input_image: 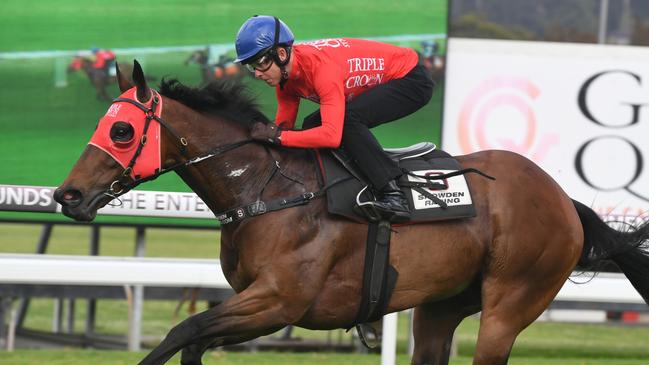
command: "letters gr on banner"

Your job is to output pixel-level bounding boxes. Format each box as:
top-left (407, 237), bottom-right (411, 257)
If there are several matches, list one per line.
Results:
top-left (442, 38), bottom-right (649, 217)
top-left (575, 70), bottom-right (647, 203)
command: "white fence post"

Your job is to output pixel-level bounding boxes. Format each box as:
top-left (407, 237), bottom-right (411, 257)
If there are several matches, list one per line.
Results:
top-left (381, 312), bottom-right (398, 365)
top-left (54, 57), bottom-right (67, 88)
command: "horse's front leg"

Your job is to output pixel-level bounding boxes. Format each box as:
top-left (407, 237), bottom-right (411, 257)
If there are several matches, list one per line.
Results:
top-left (179, 341), bottom-right (213, 365)
top-left (138, 280), bottom-right (307, 365)
top-left (98, 86), bottom-right (110, 101)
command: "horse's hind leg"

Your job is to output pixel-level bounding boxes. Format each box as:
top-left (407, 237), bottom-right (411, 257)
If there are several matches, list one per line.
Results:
top-left (411, 280), bottom-right (481, 365)
top-left (472, 268), bottom-right (572, 364)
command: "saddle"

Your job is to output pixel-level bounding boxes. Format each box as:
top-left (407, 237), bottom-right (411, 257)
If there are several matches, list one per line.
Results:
top-left (317, 142), bottom-right (478, 224)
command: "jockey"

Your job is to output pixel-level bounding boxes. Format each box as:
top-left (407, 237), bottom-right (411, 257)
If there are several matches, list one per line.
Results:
top-left (421, 40), bottom-right (439, 58)
top-left (234, 15), bottom-right (434, 222)
top-left (91, 47), bottom-right (116, 75)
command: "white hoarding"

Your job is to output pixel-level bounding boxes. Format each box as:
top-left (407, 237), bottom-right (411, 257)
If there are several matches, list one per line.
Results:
top-left (442, 38), bottom-right (649, 219)
top-left (0, 184), bottom-right (214, 219)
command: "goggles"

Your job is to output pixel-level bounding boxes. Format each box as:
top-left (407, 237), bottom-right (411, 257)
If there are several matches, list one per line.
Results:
top-left (245, 52), bottom-right (274, 73)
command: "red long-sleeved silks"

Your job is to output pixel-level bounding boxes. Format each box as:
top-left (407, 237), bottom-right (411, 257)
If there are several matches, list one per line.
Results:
top-left (93, 50), bottom-right (115, 69)
top-left (275, 38), bottom-right (419, 148)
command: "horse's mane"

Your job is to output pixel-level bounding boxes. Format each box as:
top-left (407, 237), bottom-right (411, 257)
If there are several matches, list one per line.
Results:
top-left (159, 78), bottom-right (270, 127)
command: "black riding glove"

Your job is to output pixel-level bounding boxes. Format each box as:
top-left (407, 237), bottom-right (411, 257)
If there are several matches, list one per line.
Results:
top-left (250, 122), bottom-right (282, 145)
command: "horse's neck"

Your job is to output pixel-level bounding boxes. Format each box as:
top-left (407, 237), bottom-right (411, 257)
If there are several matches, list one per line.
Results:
top-left (81, 62), bottom-right (96, 76)
top-left (177, 144), bottom-right (313, 216)
top-left (199, 53), bottom-right (208, 65)
top-left (161, 100), bottom-right (317, 222)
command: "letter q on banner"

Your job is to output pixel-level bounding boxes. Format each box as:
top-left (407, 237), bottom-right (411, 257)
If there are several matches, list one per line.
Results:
top-left (456, 76), bottom-right (559, 164)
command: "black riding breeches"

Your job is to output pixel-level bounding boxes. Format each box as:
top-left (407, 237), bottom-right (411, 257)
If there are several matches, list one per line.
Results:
top-left (302, 64), bottom-right (434, 190)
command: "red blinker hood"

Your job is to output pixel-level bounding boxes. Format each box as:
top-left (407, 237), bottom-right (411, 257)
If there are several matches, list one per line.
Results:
top-left (88, 88), bottom-right (162, 179)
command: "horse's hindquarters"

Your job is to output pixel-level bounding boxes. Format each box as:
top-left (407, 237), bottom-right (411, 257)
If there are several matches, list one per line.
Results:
top-left (454, 150), bottom-right (584, 364)
top-left (388, 222), bottom-right (486, 310)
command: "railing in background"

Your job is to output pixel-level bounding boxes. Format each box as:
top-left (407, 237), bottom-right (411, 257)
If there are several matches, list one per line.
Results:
top-left (0, 254), bottom-right (232, 351)
top-left (0, 34), bottom-right (447, 60)
top-left (0, 184), bottom-right (220, 351)
top-left (0, 34), bottom-right (447, 88)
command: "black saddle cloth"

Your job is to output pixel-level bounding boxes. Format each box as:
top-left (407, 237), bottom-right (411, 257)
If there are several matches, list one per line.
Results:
top-left (317, 142), bottom-right (477, 223)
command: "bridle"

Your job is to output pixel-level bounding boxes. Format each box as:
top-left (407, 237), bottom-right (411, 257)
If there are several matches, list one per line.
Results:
top-left (104, 90), bottom-right (254, 199)
top-left (102, 90), bottom-right (329, 226)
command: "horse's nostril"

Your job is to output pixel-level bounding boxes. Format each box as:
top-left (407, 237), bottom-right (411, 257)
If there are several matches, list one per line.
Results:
top-left (54, 188), bottom-right (83, 207)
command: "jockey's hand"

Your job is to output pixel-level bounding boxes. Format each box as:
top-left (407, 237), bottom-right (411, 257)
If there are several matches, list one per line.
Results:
top-left (277, 121), bottom-right (291, 130)
top-left (250, 122), bottom-right (282, 145)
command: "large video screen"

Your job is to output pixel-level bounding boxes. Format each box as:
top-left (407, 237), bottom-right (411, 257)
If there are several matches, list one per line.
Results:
top-left (0, 1), bottom-right (448, 224)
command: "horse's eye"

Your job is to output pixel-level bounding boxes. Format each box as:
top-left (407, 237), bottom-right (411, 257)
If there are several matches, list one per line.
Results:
top-left (110, 121), bottom-right (135, 144)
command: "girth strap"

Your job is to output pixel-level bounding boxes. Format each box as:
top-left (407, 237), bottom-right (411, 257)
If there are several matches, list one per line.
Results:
top-left (215, 192), bottom-right (320, 225)
top-left (215, 176), bottom-right (351, 225)
top-left (353, 220), bottom-right (399, 326)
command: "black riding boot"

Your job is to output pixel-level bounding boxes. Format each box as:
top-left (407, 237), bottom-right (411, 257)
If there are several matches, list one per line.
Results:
top-left (373, 180), bottom-right (411, 223)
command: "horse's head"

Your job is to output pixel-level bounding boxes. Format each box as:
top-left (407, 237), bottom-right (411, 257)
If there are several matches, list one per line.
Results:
top-left (54, 60), bottom-right (185, 221)
top-left (184, 49), bottom-right (208, 66)
top-left (56, 60), bottom-right (271, 221)
top-left (67, 55), bottom-right (89, 73)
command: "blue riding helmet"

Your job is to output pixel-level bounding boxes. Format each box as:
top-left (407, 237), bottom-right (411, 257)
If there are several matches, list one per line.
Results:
top-left (234, 15), bottom-right (294, 63)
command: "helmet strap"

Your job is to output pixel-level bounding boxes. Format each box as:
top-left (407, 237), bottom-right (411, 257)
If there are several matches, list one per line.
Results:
top-left (271, 16), bottom-right (291, 90)
top-left (271, 16), bottom-right (292, 68)
top-left (273, 49), bottom-right (292, 91)
top-left (279, 66), bottom-right (289, 90)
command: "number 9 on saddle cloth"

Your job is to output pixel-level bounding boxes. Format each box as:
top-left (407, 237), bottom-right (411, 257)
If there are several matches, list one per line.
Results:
top-left (318, 142), bottom-right (480, 223)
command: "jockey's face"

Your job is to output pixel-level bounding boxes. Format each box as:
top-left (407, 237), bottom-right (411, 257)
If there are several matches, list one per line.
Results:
top-left (252, 48), bottom-right (290, 87)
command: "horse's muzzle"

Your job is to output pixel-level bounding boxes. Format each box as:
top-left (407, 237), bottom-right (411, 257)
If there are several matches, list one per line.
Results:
top-left (54, 187), bottom-right (83, 208)
top-left (54, 187), bottom-right (99, 222)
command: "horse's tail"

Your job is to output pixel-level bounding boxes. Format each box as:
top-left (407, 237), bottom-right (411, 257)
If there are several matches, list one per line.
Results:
top-left (572, 199), bottom-right (649, 304)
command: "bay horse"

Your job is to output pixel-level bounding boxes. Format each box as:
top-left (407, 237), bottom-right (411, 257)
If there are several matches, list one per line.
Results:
top-left (54, 61), bottom-right (649, 365)
top-left (68, 56), bottom-right (155, 102)
top-left (68, 55), bottom-right (119, 101)
top-left (184, 49), bottom-right (243, 85)
top-left (417, 41), bottom-right (445, 84)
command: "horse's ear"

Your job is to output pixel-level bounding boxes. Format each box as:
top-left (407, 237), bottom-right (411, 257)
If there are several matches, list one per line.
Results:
top-left (116, 62), bottom-right (133, 93)
top-left (132, 60), bottom-right (151, 102)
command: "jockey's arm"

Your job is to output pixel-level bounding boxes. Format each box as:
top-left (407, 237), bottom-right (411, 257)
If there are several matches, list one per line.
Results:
top-left (279, 76), bottom-right (345, 149)
top-left (275, 88), bottom-right (300, 130)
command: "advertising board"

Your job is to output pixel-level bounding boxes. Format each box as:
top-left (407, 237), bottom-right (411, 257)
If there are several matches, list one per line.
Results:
top-left (443, 38), bottom-right (649, 219)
